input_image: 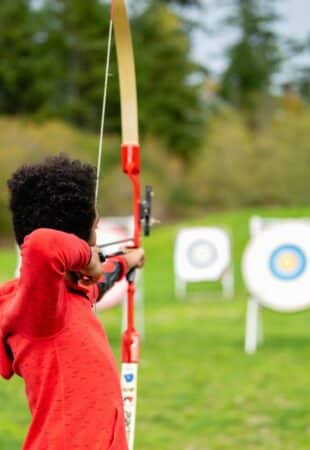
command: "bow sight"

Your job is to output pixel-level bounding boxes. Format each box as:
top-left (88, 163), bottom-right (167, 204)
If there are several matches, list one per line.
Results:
top-left (141, 185), bottom-right (153, 236)
top-left (98, 184), bottom-right (154, 255)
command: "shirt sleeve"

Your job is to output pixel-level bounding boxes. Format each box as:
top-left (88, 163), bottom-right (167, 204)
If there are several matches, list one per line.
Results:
top-left (0, 331), bottom-right (13, 379)
top-left (16, 228), bottom-right (91, 338)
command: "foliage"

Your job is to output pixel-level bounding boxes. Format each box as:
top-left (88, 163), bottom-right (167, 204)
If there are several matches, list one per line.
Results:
top-left (0, 118), bottom-right (97, 235)
top-left (0, 0), bottom-right (205, 161)
top-left (187, 106), bottom-right (310, 211)
top-left (284, 34), bottom-right (310, 103)
top-left (1, 205), bottom-right (310, 449)
top-left (36, 0), bottom-right (111, 127)
top-left (160, 0), bottom-right (203, 6)
top-left (0, 105), bottom-right (310, 237)
top-left (133, 2), bottom-right (206, 160)
top-left (219, 0), bottom-right (282, 127)
top-left (0, 0), bottom-right (42, 114)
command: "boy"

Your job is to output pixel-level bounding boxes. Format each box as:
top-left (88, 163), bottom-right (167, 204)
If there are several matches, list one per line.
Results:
top-left (0, 154), bottom-right (144, 449)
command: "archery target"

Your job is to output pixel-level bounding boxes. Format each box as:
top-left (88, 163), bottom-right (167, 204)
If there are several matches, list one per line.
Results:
top-left (96, 218), bottom-right (132, 253)
top-left (174, 227), bottom-right (231, 281)
top-left (242, 221), bottom-right (310, 312)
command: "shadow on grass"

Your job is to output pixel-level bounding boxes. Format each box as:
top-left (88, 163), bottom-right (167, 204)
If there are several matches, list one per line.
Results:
top-left (258, 335), bottom-right (310, 351)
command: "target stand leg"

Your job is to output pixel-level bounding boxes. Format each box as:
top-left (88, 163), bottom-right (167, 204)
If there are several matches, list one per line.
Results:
top-left (222, 266), bottom-right (234, 300)
top-left (245, 298), bottom-right (263, 354)
top-left (257, 304), bottom-right (264, 345)
top-left (175, 276), bottom-right (187, 300)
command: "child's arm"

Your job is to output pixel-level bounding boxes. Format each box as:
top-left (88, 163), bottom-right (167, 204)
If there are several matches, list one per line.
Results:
top-left (80, 248), bottom-right (144, 288)
top-left (96, 256), bottom-right (127, 301)
top-left (17, 228), bottom-right (92, 337)
top-left (91, 249), bottom-right (145, 304)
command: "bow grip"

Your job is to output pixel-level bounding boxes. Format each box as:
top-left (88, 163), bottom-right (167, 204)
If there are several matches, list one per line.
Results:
top-left (126, 267), bottom-right (136, 283)
top-left (99, 250), bottom-right (137, 283)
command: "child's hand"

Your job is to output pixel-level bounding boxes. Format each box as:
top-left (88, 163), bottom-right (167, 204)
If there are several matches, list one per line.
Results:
top-left (123, 248), bottom-right (145, 271)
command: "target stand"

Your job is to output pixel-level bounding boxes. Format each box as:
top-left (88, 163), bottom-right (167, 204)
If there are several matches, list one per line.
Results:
top-left (174, 227), bottom-right (234, 300)
top-left (242, 216), bottom-right (310, 354)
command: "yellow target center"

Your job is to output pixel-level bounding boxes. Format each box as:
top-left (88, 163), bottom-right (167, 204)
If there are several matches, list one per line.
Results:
top-left (278, 252), bottom-right (298, 271)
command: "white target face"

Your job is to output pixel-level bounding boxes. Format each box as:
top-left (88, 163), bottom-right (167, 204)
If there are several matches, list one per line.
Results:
top-left (96, 218), bottom-right (132, 253)
top-left (242, 221), bottom-right (310, 312)
top-left (174, 227), bottom-right (231, 282)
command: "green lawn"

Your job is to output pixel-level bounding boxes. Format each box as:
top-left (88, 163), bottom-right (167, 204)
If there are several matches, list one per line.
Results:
top-left (1, 206), bottom-right (310, 449)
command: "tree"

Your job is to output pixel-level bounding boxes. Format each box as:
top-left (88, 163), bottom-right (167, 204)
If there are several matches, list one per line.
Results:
top-left (283, 34), bottom-right (310, 103)
top-left (219, 0), bottom-right (282, 127)
top-left (37, 0), bottom-right (111, 128)
top-left (41, 0), bottom-right (206, 160)
top-left (132, 1), bottom-right (206, 160)
top-left (0, 0), bottom-right (44, 114)
top-left (0, 0), bottom-right (206, 161)
top-left (159, 0), bottom-right (203, 6)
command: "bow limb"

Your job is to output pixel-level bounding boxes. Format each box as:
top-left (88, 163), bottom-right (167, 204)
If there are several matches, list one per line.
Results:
top-left (112, 0), bottom-right (141, 248)
top-left (111, 2), bottom-right (141, 449)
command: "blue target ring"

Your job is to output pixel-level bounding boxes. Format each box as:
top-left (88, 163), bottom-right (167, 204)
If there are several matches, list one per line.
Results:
top-left (269, 244), bottom-right (306, 281)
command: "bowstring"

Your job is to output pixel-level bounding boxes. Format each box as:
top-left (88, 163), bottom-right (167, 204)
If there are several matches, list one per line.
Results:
top-left (94, 18), bottom-right (113, 314)
top-left (95, 19), bottom-right (114, 204)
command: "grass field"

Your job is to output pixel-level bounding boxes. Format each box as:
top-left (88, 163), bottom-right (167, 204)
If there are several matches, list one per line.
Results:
top-left (1, 206), bottom-right (310, 449)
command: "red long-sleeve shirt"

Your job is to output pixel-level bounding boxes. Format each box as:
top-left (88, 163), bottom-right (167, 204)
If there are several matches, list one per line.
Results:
top-left (0, 228), bottom-right (129, 450)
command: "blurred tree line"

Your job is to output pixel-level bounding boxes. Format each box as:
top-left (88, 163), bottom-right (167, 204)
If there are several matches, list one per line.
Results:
top-left (0, 0), bottom-right (205, 160)
top-left (0, 0), bottom-right (310, 237)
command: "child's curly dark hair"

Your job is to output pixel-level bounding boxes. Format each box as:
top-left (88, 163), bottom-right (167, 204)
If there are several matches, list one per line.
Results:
top-left (7, 154), bottom-right (97, 245)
